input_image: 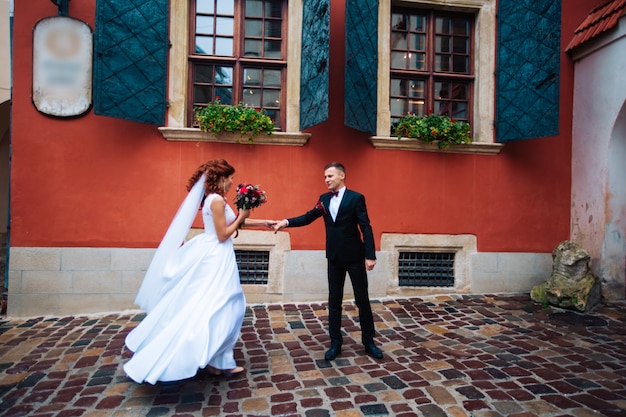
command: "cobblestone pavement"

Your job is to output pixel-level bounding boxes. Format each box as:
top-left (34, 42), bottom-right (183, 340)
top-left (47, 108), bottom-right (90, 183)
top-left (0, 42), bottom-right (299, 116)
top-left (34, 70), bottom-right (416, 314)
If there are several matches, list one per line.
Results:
top-left (0, 294), bottom-right (625, 417)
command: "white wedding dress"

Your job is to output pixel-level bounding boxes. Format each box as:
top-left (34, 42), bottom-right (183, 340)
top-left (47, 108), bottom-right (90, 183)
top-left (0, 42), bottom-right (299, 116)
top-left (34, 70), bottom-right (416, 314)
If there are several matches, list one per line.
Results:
top-left (124, 193), bottom-right (246, 384)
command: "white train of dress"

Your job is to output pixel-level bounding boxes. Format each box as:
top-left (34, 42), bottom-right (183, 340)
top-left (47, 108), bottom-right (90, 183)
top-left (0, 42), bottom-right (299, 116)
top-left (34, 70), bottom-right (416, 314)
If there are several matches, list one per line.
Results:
top-left (124, 193), bottom-right (246, 384)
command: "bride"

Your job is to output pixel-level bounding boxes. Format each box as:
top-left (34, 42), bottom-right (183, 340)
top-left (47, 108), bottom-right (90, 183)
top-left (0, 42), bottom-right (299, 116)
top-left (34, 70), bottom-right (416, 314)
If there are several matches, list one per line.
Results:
top-left (124, 159), bottom-right (269, 384)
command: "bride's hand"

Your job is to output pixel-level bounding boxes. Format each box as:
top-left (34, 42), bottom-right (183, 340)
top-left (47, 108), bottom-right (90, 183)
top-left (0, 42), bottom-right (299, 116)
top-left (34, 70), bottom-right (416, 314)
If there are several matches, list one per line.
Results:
top-left (239, 209), bottom-right (251, 221)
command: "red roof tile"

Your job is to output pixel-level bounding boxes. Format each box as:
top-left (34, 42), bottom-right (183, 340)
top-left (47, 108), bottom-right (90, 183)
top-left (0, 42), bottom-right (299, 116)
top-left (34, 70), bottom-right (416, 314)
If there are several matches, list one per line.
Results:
top-left (566, 0), bottom-right (626, 52)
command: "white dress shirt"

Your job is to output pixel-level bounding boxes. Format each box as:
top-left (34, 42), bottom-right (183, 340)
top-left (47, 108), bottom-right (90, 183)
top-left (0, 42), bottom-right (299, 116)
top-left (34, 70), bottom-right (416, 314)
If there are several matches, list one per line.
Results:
top-left (329, 186), bottom-right (346, 221)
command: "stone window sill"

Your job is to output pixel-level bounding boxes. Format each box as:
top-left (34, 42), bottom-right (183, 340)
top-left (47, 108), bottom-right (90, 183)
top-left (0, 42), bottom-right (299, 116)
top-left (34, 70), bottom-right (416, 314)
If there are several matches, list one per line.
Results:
top-left (369, 136), bottom-right (504, 155)
top-left (158, 127), bottom-right (311, 146)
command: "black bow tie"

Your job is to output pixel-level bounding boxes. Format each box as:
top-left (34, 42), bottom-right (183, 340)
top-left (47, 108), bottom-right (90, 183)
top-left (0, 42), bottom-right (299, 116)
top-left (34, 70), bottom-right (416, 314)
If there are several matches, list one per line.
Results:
top-left (330, 191), bottom-right (339, 197)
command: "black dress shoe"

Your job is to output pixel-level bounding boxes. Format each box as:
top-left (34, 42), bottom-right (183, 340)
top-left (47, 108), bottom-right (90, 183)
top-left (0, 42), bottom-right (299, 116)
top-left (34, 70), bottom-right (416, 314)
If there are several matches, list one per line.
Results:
top-left (325, 345), bottom-right (342, 361)
top-left (364, 343), bottom-right (383, 359)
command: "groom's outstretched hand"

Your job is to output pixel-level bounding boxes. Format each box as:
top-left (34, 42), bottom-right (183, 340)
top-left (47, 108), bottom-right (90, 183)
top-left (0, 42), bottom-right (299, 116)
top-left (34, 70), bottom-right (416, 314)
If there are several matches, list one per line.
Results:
top-left (271, 219), bottom-right (288, 233)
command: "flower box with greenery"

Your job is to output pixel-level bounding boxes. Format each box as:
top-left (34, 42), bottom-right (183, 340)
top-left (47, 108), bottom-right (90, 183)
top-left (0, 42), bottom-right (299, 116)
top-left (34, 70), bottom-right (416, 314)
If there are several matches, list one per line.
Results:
top-left (194, 99), bottom-right (275, 142)
top-left (393, 112), bottom-right (472, 149)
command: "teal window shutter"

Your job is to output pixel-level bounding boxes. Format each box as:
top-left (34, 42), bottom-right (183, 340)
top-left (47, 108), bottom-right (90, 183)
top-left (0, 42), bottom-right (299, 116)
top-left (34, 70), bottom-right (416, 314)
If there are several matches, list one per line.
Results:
top-left (344, 0), bottom-right (378, 135)
top-left (300, 0), bottom-right (330, 130)
top-left (496, 0), bottom-right (561, 142)
top-left (93, 0), bottom-right (169, 125)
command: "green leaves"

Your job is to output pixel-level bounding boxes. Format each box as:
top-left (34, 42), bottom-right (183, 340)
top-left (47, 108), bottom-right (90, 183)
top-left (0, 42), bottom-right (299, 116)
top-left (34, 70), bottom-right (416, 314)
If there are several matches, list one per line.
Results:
top-left (194, 100), bottom-right (275, 141)
top-left (393, 114), bottom-right (472, 149)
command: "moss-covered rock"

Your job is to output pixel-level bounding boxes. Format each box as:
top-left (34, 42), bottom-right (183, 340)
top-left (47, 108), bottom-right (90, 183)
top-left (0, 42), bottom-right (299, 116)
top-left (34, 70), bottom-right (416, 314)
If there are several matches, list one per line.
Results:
top-left (530, 241), bottom-right (601, 312)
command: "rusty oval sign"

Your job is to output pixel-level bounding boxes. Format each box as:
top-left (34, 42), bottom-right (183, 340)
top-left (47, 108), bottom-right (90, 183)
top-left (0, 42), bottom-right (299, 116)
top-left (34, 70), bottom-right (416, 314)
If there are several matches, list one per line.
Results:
top-left (32, 16), bottom-right (93, 117)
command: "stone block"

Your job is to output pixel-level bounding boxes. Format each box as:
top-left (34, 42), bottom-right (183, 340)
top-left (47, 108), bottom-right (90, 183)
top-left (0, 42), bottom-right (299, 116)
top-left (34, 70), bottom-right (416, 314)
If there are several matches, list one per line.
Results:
top-left (111, 248), bottom-right (154, 270)
top-left (72, 271), bottom-right (123, 293)
top-left (9, 247), bottom-right (61, 271)
top-left (61, 248), bottom-right (111, 271)
top-left (21, 271), bottom-right (73, 293)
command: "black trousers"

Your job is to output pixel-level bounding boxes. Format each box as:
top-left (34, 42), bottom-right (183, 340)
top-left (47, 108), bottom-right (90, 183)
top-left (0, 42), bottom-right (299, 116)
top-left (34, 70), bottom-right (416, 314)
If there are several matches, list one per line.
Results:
top-left (327, 259), bottom-right (375, 346)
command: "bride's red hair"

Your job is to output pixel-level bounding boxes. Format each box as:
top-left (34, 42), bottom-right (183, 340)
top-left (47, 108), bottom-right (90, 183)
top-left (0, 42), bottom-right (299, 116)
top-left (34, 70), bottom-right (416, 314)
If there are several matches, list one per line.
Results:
top-left (186, 159), bottom-right (236, 199)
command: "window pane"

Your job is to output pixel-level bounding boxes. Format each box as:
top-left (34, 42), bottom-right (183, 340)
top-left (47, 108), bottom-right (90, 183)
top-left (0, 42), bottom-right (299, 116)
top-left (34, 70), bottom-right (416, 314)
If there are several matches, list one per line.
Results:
top-left (246, 0), bottom-right (263, 17)
top-left (409, 80), bottom-right (425, 98)
top-left (433, 100), bottom-right (444, 115)
top-left (390, 79), bottom-right (403, 96)
top-left (245, 19), bottom-right (262, 37)
top-left (451, 102), bottom-right (467, 119)
top-left (266, 0), bottom-right (282, 18)
top-left (264, 69), bottom-right (281, 86)
top-left (243, 89), bottom-right (261, 107)
top-left (244, 39), bottom-right (262, 56)
top-left (453, 37), bottom-right (468, 54)
top-left (391, 32), bottom-right (408, 52)
top-left (436, 17), bottom-right (449, 34)
top-left (265, 20), bottom-right (282, 38)
top-left (392, 13), bottom-right (406, 30)
top-left (390, 98), bottom-right (407, 116)
top-left (436, 36), bottom-right (450, 53)
top-left (215, 37), bottom-right (233, 55)
top-left (215, 17), bottom-right (234, 35)
top-left (194, 85), bottom-right (212, 104)
top-left (216, 0), bottom-right (234, 15)
top-left (453, 55), bottom-right (468, 73)
top-left (410, 34), bottom-right (425, 51)
top-left (215, 87), bottom-right (232, 104)
top-left (410, 53), bottom-right (425, 70)
top-left (263, 89), bottom-right (280, 107)
top-left (266, 109), bottom-right (280, 129)
top-left (391, 51), bottom-right (407, 69)
top-left (453, 83), bottom-right (468, 100)
top-left (435, 55), bottom-right (449, 72)
top-left (435, 82), bottom-right (449, 99)
top-left (196, 0), bottom-right (214, 14)
top-left (409, 100), bottom-right (425, 116)
top-left (264, 40), bottom-right (281, 58)
top-left (410, 15), bottom-right (426, 31)
top-left (196, 16), bottom-right (214, 34)
top-left (195, 35), bottom-right (213, 54)
top-left (195, 65), bottom-right (213, 83)
top-left (452, 18), bottom-right (469, 35)
top-left (435, 100), bottom-right (466, 118)
top-left (215, 66), bottom-right (233, 85)
top-left (244, 68), bottom-right (262, 86)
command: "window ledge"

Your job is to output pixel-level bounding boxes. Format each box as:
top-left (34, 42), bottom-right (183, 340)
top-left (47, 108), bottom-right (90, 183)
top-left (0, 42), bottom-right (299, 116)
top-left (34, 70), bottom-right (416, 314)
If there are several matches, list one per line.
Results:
top-left (369, 136), bottom-right (504, 155)
top-left (158, 127), bottom-right (311, 146)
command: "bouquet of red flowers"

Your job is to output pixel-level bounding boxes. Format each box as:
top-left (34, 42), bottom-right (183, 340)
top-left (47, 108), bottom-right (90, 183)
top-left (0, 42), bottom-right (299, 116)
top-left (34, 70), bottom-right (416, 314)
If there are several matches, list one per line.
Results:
top-left (235, 183), bottom-right (267, 210)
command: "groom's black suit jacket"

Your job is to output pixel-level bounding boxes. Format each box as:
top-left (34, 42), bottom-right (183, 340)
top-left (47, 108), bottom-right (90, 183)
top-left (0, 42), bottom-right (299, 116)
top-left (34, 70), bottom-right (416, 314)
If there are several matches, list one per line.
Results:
top-left (287, 189), bottom-right (376, 263)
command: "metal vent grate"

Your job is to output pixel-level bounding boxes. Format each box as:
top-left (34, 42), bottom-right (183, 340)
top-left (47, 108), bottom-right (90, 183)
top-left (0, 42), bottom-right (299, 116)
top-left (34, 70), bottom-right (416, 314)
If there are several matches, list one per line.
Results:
top-left (235, 250), bottom-right (269, 285)
top-left (398, 251), bottom-right (455, 287)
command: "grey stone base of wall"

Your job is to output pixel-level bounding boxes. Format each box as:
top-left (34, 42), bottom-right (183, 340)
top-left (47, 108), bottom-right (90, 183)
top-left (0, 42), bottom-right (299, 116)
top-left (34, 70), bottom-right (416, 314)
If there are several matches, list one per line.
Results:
top-left (6, 231), bottom-right (554, 317)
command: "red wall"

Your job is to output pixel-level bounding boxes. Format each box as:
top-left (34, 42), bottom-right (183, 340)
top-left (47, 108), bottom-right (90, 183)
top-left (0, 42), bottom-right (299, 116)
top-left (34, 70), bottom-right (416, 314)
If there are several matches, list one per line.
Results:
top-left (10, 0), bottom-right (597, 253)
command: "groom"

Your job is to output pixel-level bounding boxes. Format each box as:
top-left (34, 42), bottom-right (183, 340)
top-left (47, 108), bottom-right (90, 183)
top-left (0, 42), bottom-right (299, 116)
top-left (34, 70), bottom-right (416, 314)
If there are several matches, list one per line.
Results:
top-left (272, 162), bottom-right (382, 360)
